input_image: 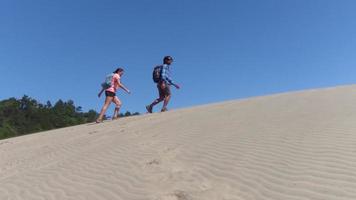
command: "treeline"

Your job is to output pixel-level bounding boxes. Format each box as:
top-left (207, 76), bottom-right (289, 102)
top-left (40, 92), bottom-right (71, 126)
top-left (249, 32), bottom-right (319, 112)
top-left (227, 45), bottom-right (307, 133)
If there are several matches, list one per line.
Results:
top-left (0, 95), bottom-right (139, 140)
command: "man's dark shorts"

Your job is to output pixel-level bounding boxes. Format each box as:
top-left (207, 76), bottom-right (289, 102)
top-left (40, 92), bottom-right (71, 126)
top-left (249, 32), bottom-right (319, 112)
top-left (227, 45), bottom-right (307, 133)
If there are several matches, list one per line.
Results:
top-left (157, 82), bottom-right (171, 98)
top-left (105, 91), bottom-right (116, 97)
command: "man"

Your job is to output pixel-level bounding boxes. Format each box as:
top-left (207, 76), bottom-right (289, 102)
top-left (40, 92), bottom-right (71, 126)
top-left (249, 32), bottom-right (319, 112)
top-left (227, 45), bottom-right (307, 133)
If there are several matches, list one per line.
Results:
top-left (146, 56), bottom-right (180, 113)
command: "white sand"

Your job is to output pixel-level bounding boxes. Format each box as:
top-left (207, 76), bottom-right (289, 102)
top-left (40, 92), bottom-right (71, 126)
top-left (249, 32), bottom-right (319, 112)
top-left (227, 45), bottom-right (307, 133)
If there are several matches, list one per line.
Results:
top-left (1, 85), bottom-right (356, 200)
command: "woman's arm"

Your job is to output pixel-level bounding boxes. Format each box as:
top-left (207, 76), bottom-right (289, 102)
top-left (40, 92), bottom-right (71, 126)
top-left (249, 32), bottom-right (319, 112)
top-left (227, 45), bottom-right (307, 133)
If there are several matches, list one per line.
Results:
top-left (115, 75), bottom-right (130, 94)
top-left (118, 82), bottom-right (130, 94)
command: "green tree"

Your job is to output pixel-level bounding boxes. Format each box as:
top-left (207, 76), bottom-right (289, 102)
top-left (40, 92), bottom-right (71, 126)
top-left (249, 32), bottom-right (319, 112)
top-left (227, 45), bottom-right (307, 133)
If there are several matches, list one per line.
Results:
top-left (0, 95), bottom-right (140, 140)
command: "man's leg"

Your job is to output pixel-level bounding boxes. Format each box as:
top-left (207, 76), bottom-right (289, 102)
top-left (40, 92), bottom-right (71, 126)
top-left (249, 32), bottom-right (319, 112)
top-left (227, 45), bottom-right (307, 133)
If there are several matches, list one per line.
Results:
top-left (146, 83), bottom-right (165, 113)
top-left (161, 94), bottom-right (171, 112)
top-left (146, 97), bottom-right (163, 113)
top-left (161, 84), bottom-right (171, 112)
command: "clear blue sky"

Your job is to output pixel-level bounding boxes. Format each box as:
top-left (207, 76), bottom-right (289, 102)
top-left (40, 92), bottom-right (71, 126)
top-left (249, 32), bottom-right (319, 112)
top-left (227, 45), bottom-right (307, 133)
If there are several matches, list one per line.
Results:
top-left (1, 0), bottom-right (356, 114)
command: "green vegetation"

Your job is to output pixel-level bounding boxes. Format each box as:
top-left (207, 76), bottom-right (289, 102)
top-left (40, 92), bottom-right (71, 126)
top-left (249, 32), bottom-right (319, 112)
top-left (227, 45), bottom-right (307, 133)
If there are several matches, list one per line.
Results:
top-left (0, 95), bottom-right (139, 140)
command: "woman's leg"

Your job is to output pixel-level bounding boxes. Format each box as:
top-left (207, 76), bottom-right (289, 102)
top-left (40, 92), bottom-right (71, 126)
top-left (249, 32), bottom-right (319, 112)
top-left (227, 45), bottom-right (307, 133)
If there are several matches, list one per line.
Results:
top-left (112, 96), bottom-right (122, 119)
top-left (96, 96), bottom-right (113, 122)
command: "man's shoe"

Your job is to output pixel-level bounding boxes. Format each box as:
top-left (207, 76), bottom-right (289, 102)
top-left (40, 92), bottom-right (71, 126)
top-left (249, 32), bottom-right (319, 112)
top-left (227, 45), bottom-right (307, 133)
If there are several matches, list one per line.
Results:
top-left (146, 105), bottom-right (153, 113)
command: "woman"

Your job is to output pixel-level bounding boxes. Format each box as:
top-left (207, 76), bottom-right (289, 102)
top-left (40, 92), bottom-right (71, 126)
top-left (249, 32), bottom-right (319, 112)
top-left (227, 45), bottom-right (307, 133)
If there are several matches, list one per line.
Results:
top-left (96, 68), bottom-right (130, 123)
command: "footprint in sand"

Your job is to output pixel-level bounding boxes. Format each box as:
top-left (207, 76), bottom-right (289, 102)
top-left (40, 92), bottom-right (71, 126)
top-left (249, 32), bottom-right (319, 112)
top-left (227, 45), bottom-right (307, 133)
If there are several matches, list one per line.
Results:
top-left (0, 141), bottom-right (11, 146)
top-left (147, 159), bottom-right (161, 166)
top-left (87, 131), bottom-right (98, 135)
top-left (157, 191), bottom-right (191, 200)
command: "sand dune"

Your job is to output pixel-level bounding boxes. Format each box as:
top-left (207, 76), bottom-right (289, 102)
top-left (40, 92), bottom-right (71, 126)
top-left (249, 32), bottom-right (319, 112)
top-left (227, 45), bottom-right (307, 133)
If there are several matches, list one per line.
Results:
top-left (1, 85), bottom-right (356, 199)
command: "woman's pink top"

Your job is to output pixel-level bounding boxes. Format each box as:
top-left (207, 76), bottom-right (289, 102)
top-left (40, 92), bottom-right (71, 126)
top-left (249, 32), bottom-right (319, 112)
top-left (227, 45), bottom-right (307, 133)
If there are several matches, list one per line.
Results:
top-left (105, 73), bottom-right (121, 93)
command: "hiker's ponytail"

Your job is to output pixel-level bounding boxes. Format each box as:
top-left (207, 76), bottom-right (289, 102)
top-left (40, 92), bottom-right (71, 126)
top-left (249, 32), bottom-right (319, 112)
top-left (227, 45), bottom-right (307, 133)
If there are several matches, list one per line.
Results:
top-left (113, 68), bottom-right (124, 74)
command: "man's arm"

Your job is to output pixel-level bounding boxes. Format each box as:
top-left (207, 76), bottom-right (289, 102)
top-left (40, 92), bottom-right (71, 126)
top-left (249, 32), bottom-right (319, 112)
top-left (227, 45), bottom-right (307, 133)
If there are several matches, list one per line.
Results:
top-left (161, 66), bottom-right (180, 89)
top-left (161, 66), bottom-right (174, 85)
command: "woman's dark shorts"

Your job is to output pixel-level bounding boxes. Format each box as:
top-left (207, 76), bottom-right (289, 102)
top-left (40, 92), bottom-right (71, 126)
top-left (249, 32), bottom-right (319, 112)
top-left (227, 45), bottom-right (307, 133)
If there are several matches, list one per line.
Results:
top-left (105, 91), bottom-right (116, 97)
top-left (157, 82), bottom-right (171, 97)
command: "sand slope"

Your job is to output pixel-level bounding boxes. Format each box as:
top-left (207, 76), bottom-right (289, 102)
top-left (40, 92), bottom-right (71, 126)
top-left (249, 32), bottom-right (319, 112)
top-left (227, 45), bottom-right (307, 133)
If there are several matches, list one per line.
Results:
top-left (1, 85), bottom-right (356, 200)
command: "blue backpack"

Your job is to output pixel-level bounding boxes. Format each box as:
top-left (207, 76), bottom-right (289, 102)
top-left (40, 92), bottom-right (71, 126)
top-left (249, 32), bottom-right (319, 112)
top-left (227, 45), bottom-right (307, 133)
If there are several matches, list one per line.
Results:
top-left (101, 73), bottom-right (114, 89)
top-left (152, 65), bottom-right (163, 83)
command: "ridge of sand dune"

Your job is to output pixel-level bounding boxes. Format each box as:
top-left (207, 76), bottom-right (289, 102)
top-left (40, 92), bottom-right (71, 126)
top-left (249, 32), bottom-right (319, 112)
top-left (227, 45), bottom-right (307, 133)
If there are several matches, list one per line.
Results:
top-left (1, 85), bottom-right (356, 199)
